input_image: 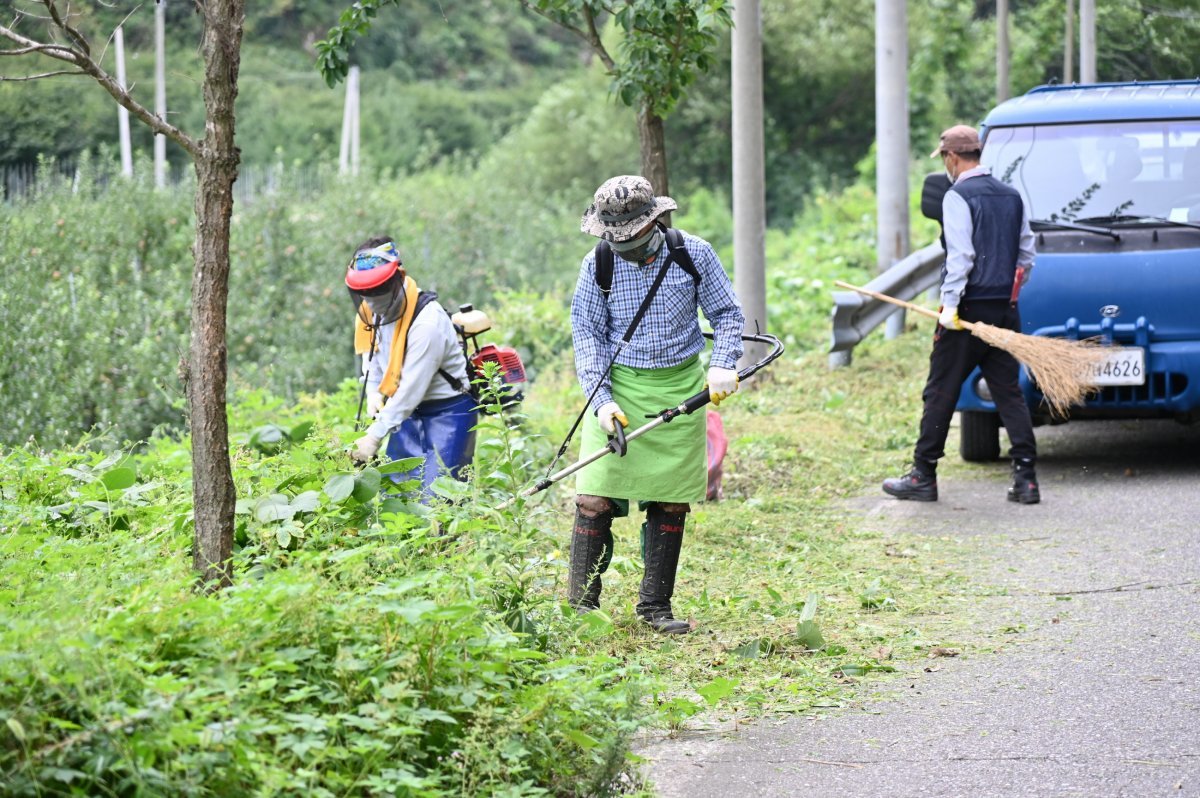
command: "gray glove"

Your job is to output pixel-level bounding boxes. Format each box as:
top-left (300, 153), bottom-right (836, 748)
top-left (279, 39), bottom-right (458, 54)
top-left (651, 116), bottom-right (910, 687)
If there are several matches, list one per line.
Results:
top-left (350, 433), bottom-right (382, 464)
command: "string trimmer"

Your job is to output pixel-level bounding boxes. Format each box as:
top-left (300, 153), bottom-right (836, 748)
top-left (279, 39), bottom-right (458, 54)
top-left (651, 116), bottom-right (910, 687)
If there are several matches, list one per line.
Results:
top-left (496, 332), bottom-right (785, 510)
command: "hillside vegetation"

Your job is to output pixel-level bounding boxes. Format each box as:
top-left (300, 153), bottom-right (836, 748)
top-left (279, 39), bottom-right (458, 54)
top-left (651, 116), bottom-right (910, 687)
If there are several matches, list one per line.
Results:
top-left (0, 137), bottom-right (930, 450)
top-left (5, 0), bottom-right (1198, 220)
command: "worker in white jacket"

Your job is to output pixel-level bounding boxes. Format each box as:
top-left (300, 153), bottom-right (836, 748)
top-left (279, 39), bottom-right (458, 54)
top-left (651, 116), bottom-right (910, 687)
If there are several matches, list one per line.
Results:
top-left (344, 236), bottom-right (477, 494)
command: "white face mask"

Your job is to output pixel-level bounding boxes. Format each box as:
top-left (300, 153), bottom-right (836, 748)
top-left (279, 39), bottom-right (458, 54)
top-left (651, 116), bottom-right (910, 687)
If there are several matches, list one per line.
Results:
top-left (944, 152), bottom-right (960, 183)
top-left (365, 291), bottom-right (399, 319)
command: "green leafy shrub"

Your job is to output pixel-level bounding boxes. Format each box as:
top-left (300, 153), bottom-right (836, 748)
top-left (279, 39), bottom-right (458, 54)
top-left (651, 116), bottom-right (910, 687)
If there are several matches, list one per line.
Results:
top-left (0, 153), bottom-right (194, 449)
top-left (0, 386), bottom-right (648, 796)
top-left (475, 67), bottom-right (639, 199)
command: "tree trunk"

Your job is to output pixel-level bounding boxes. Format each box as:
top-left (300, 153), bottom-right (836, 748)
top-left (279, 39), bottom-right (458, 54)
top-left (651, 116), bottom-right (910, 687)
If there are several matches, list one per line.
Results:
top-left (189, 0), bottom-right (244, 591)
top-left (637, 106), bottom-right (671, 226)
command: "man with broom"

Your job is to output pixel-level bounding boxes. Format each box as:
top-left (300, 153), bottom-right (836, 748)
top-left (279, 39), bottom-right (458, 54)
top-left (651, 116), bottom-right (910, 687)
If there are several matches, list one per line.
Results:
top-left (569, 175), bottom-right (745, 634)
top-left (883, 125), bottom-right (1041, 504)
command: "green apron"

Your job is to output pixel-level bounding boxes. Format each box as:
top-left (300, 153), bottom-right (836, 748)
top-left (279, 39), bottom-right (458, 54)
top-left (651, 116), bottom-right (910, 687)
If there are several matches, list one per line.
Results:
top-left (576, 355), bottom-right (707, 506)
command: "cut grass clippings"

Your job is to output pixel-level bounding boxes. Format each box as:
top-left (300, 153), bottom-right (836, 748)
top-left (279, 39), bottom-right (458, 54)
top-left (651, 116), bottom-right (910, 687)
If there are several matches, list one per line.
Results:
top-left (528, 329), bottom-right (998, 735)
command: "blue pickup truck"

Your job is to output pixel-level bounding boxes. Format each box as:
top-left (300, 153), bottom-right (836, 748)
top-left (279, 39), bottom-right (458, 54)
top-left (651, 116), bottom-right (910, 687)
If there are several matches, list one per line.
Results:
top-left (944, 79), bottom-right (1200, 460)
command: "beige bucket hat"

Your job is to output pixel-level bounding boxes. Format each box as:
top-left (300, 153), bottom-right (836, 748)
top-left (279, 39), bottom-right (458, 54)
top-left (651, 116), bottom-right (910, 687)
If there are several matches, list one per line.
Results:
top-left (580, 175), bottom-right (677, 243)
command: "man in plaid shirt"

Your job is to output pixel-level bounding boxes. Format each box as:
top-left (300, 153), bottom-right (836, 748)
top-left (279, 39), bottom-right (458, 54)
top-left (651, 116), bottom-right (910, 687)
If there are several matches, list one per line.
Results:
top-left (569, 175), bottom-right (744, 634)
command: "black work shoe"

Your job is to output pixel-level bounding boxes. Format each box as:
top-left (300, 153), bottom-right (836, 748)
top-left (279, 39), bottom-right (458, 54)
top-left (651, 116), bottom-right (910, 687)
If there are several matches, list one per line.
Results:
top-left (638, 609), bottom-right (692, 635)
top-left (882, 469), bottom-right (938, 502)
top-left (1007, 467), bottom-right (1041, 504)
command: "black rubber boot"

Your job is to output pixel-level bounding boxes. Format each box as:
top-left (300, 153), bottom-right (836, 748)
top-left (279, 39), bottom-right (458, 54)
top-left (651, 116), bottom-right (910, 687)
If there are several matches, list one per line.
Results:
top-left (636, 504), bottom-right (691, 634)
top-left (567, 508), bottom-right (614, 611)
top-left (1007, 458), bottom-right (1041, 504)
top-left (882, 463), bottom-right (938, 502)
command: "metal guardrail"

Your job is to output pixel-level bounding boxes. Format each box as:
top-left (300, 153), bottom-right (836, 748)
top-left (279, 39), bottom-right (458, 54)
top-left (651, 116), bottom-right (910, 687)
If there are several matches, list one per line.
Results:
top-left (828, 241), bottom-right (946, 368)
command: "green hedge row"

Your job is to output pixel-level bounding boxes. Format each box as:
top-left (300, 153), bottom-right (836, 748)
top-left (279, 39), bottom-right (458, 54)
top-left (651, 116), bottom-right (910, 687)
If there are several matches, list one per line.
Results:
top-left (0, 154), bottom-right (590, 449)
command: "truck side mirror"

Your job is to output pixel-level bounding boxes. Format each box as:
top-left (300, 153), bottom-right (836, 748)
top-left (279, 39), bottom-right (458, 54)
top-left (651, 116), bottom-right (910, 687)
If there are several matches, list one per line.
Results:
top-left (920, 172), bottom-right (953, 222)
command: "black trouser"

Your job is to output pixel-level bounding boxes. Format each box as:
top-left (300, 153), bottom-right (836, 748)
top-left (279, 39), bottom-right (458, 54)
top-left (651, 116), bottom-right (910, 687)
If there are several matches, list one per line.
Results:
top-left (914, 299), bottom-right (1037, 468)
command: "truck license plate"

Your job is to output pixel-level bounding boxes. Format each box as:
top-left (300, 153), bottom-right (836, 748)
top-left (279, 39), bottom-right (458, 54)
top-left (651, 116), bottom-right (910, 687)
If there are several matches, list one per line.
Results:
top-left (1091, 347), bottom-right (1145, 386)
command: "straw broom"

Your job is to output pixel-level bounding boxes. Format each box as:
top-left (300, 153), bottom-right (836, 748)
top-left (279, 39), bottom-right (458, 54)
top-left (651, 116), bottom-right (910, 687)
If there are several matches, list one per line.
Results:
top-left (834, 281), bottom-right (1107, 416)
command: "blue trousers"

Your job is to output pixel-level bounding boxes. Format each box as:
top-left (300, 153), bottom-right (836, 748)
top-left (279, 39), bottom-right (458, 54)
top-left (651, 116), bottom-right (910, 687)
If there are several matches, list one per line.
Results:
top-left (385, 393), bottom-right (478, 496)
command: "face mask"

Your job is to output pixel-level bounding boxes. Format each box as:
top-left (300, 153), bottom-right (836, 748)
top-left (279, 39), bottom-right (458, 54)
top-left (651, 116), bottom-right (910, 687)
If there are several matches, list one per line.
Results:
top-left (943, 153), bottom-right (958, 183)
top-left (351, 272), bottom-right (407, 326)
top-left (611, 227), bottom-right (664, 264)
top-left (365, 291), bottom-right (401, 320)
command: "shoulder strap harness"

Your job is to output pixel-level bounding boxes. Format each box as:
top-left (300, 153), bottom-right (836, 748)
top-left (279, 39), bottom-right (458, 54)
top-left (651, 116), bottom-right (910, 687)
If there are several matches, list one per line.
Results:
top-left (410, 291), bottom-right (472, 395)
top-left (594, 226), bottom-right (701, 295)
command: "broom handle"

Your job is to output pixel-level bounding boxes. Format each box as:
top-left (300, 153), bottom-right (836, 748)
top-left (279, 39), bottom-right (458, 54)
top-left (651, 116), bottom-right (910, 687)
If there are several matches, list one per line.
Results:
top-left (833, 280), bottom-right (977, 331)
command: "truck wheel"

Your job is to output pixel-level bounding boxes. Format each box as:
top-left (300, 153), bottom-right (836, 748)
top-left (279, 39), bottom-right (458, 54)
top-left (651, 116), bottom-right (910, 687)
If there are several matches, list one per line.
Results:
top-left (960, 411), bottom-right (1001, 462)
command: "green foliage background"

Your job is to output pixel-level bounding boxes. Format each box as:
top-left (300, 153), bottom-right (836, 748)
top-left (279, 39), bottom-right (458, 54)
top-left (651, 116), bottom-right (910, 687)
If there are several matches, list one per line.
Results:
top-left (0, 134), bottom-right (919, 450)
top-left (5, 0), bottom-right (1198, 220)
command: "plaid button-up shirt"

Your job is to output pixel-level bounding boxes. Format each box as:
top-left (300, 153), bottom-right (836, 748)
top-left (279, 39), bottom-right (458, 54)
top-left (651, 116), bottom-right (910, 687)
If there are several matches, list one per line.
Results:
top-left (570, 229), bottom-right (745, 411)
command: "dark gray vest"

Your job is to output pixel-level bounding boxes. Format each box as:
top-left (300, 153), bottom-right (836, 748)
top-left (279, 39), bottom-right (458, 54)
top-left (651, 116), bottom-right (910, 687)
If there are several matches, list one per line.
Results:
top-left (947, 174), bottom-right (1024, 301)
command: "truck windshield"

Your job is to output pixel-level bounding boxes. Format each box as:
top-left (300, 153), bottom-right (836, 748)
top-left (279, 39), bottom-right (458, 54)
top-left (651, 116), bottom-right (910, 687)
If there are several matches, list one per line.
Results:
top-left (982, 119), bottom-right (1200, 224)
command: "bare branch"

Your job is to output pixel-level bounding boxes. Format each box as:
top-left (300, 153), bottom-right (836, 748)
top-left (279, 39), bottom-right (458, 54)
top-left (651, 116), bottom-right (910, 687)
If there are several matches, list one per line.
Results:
top-left (44, 0), bottom-right (91, 57)
top-left (0, 41), bottom-right (79, 58)
top-left (0, 68), bottom-right (85, 80)
top-left (0, 23), bottom-right (83, 63)
top-left (98, 4), bottom-right (146, 68)
top-left (7, 7), bottom-right (55, 25)
top-left (79, 59), bottom-right (201, 158)
top-left (0, 18), bottom-right (201, 159)
top-left (581, 6), bottom-right (615, 71)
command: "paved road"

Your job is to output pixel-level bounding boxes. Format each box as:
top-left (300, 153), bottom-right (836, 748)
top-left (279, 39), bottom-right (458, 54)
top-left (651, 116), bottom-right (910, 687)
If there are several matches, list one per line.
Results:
top-left (641, 419), bottom-right (1200, 797)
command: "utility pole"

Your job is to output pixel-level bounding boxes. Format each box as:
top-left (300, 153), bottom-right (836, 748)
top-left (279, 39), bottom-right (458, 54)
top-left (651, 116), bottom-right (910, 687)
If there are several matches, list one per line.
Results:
top-left (1080, 0), bottom-right (1096, 83)
top-left (875, 0), bottom-right (910, 341)
top-left (340, 65), bottom-right (361, 176)
top-left (996, 0), bottom-right (1010, 102)
top-left (732, 0), bottom-right (767, 370)
top-left (351, 67), bottom-right (361, 176)
top-left (114, 27), bottom-right (133, 178)
top-left (154, 0), bottom-right (167, 187)
top-left (1064, 0), bottom-right (1075, 83)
